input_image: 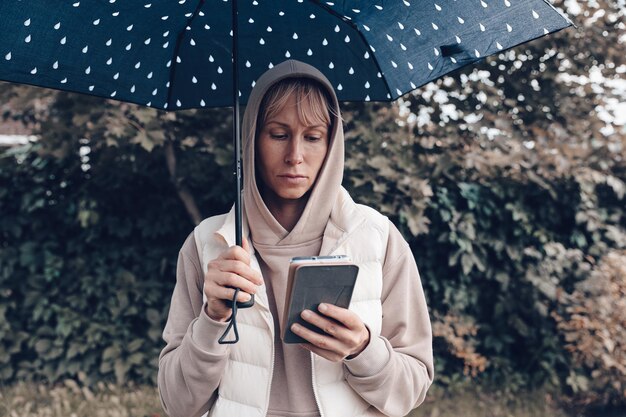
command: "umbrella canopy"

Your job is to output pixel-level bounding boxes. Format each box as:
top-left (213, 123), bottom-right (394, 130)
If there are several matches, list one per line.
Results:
top-left (0, 0), bottom-right (571, 110)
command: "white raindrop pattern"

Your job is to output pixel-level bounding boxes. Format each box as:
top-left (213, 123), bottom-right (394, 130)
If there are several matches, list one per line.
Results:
top-left (0, 0), bottom-right (569, 108)
top-left (320, 0), bottom-right (568, 100)
top-left (0, 0), bottom-right (206, 108)
top-left (169, 0), bottom-right (388, 106)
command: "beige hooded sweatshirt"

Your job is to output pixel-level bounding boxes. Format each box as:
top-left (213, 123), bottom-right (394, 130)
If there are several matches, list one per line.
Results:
top-left (158, 60), bottom-right (434, 417)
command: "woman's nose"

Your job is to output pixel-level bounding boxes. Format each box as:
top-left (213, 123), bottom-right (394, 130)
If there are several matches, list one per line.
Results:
top-left (284, 137), bottom-right (304, 165)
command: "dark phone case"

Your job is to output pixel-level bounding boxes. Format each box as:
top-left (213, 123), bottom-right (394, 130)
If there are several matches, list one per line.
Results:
top-left (282, 264), bottom-right (359, 344)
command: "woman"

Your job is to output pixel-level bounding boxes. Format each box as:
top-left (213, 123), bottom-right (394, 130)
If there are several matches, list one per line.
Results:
top-left (158, 60), bottom-right (433, 417)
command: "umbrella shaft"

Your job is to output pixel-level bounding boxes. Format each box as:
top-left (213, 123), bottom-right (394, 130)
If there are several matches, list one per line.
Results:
top-left (232, 0), bottom-right (242, 248)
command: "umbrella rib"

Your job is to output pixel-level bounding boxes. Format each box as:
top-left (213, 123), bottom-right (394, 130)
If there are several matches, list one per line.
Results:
top-left (307, 0), bottom-right (393, 100)
top-left (541, 0), bottom-right (577, 27)
top-left (167, 0), bottom-right (207, 108)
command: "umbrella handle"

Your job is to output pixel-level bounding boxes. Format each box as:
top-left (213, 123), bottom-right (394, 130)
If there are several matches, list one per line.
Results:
top-left (218, 288), bottom-right (241, 344)
top-left (224, 292), bottom-right (255, 309)
top-left (219, 290), bottom-right (253, 345)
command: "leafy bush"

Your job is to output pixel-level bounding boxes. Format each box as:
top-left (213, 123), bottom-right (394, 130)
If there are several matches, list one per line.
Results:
top-left (553, 250), bottom-right (626, 407)
top-left (2, 106), bottom-right (625, 396)
top-left (342, 99), bottom-right (626, 391)
top-left (0, 124), bottom-right (234, 385)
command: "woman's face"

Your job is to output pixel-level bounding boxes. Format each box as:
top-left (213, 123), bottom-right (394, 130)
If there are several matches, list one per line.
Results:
top-left (256, 93), bottom-right (330, 205)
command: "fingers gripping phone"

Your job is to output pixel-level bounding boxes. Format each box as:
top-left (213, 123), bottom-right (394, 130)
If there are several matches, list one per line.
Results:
top-left (281, 255), bottom-right (359, 344)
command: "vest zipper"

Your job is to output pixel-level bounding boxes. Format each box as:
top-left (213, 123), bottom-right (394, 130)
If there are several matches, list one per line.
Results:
top-left (310, 353), bottom-right (325, 417)
top-left (260, 303), bottom-right (275, 417)
top-left (248, 255), bottom-right (276, 417)
top-left (263, 341), bottom-right (275, 416)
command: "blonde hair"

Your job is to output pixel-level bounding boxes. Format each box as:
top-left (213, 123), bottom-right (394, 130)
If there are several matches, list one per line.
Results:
top-left (257, 78), bottom-right (337, 133)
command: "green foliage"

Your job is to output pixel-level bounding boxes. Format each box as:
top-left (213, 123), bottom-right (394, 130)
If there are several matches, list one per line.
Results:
top-left (553, 250), bottom-right (626, 407)
top-left (0, 124), bottom-right (234, 385)
top-left (343, 101), bottom-right (626, 392)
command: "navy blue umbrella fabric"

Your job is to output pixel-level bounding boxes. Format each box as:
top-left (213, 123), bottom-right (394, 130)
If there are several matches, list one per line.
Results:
top-left (0, 0), bottom-right (571, 110)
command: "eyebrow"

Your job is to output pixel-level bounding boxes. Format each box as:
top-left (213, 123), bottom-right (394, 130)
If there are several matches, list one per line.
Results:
top-left (265, 121), bottom-right (328, 129)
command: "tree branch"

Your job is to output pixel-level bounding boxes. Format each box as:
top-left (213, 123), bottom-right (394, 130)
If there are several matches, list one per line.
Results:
top-left (164, 140), bottom-right (203, 225)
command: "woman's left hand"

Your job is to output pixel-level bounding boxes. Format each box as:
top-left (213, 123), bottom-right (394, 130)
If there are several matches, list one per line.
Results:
top-left (291, 303), bottom-right (370, 362)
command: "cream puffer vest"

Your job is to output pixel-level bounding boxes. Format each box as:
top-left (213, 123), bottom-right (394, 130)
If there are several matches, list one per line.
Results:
top-left (194, 191), bottom-right (389, 417)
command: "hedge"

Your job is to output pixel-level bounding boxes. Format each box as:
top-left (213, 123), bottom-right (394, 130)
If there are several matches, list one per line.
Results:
top-left (2, 115), bottom-right (625, 407)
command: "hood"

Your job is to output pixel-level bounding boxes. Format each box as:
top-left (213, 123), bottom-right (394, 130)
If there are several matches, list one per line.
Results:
top-left (242, 59), bottom-right (344, 246)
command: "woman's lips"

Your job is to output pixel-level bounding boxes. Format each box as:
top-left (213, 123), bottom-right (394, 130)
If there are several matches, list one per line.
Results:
top-left (278, 174), bottom-right (307, 184)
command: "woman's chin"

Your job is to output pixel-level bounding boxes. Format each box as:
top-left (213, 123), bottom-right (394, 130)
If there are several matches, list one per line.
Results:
top-left (272, 185), bottom-right (312, 201)
top-left (277, 190), bottom-right (309, 201)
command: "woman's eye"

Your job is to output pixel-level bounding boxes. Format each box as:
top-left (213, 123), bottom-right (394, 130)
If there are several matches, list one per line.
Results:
top-left (270, 133), bottom-right (288, 140)
top-left (306, 136), bottom-right (322, 142)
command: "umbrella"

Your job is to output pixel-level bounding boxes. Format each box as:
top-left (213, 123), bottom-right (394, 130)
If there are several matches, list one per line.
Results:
top-left (0, 0), bottom-right (571, 315)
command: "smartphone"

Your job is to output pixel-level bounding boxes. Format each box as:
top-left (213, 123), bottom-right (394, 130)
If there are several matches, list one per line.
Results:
top-left (281, 255), bottom-right (359, 344)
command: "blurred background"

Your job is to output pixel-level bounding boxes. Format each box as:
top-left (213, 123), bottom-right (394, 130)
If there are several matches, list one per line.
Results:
top-left (0, 0), bottom-right (624, 416)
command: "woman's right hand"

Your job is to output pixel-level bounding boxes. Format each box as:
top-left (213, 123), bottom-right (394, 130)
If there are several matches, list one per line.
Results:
top-left (203, 238), bottom-right (263, 322)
